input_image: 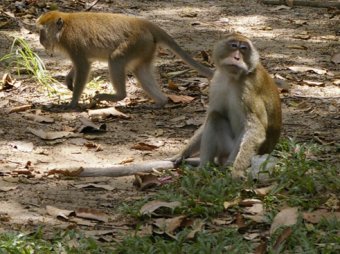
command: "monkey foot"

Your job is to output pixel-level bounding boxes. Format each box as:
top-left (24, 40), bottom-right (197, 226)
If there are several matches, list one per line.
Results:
top-left (231, 169), bottom-right (246, 180)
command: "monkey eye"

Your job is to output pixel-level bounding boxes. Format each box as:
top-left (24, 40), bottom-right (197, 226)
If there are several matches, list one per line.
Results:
top-left (230, 42), bottom-right (238, 49)
top-left (240, 44), bottom-right (249, 50)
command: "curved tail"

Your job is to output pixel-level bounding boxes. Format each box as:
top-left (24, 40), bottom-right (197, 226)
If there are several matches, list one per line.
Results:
top-left (150, 23), bottom-right (213, 79)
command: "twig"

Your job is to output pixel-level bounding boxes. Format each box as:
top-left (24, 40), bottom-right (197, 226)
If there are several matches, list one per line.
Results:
top-left (262, 0), bottom-right (340, 8)
top-left (85, 0), bottom-right (101, 11)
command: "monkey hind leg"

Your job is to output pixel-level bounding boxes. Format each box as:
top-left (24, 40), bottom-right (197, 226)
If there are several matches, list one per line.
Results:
top-left (133, 63), bottom-right (168, 108)
top-left (93, 57), bottom-right (127, 103)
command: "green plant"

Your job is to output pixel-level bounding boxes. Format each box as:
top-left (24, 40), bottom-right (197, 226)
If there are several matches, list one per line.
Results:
top-left (0, 229), bottom-right (112, 254)
top-left (268, 217), bottom-right (340, 253)
top-left (0, 37), bottom-right (60, 95)
top-left (116, 228), bottom-right (253, 254)
top-left (271, 139), bottom-right (339, 209)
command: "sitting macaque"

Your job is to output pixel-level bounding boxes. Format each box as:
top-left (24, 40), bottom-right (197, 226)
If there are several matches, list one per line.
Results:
top-left (172, 33), bottom-right (282, 178)
top-left (36, 11), bottom-right (213, 109)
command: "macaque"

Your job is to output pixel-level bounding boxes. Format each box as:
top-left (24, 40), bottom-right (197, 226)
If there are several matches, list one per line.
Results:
top-left (172, 33), bottom-right (282, 178)
top-left (36, 11), bottom-right (213, 109)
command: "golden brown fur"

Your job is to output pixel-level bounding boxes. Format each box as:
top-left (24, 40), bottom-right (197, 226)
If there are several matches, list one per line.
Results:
top-left (172, 33), bottom-right (282, 178)
top-left (37, 11), bottom-right (213, 109)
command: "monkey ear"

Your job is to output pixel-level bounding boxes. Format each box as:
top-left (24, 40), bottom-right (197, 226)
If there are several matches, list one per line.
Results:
top-left (56, 18), bottom-right (64, 30)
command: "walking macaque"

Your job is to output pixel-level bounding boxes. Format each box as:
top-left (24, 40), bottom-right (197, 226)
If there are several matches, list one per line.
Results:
top-left (36, 11), bottom-right (213, 109)
top-left (172, 33), bottom-right (282, 178)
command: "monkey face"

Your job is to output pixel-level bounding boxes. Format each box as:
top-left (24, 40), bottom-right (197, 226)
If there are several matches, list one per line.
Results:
top-left (37, 12), bottom-right (65, 52)
top-left (213, 33), bottom-right (259, 75)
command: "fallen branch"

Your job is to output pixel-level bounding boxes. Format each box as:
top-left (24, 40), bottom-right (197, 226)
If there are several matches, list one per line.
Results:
top-left (85, 0), bottom-right (101, 11)
top-left (49, 158), bottom-right (200, 177)
top-left (262, 0), bottom-right (340, 8)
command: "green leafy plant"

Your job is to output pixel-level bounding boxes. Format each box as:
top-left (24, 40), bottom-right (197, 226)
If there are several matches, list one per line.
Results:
top-left (271, 139), bottom-right (339, 209)
top-left (0, 229), bottom-right (112, 254)
top-left (0, 37), bottom-right (60, 95)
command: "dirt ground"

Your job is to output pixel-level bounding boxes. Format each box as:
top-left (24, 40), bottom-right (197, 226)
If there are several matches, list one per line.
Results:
top-left (0, 0), bottom-right (339, 236)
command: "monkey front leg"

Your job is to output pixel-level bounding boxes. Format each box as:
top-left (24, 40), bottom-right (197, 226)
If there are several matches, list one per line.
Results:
top-left (67, 61), bottom-right (91, 110)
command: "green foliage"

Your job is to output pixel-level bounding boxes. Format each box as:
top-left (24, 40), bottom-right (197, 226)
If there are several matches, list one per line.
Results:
top-left (155, 165), bottom-right (247, 217)
top-left (116, 228), bottom-right (252, 254)
top-left (0, 230), bottom-right (112, 254)
top-left (268, 217), bottom-right (340, 253)
top-left (0, 37), bottom-right (60, 95)
top-left (271, 138), bottom-right (339, 209)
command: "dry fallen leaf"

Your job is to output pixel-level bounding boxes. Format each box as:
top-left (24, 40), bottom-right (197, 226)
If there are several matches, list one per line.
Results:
top-left (9, 105), bottom-right (32, 113)
top-left (253, 184), bottom-right (276, 196)
top-left (288, 65), bottom-right (327, 75)
top-left (270, 5), bottom-right (291, 11)
top-left (0, 186), bottom-right (17, 192)
top-left (273, 227), bottom-right (293, 252)
top-left (27, 127), bottom-right (80, 140)
top-left (168, 94), bottom-right (195, 104)
top-left (47, 167), bottom-right (84, 177)
top-left (78, 117), bottom-right (107, 134)
top-left (75, 208), bottom-right (109, 223)
top-left (134, 173), bottom-right (161, 190)
top-left (170, 115), bottom-right (186, 122)
top-left (69, 217), bottom-right (97, 227)
top-left (25, 114), bottom-right (55, 123)
top-left (83, 230), bottom-right (117, 238)
top-left (324, 194), bottom-right (339, 210)
top-left (270, 207), bottom-right (298, 235)
top-left (140, 200), bottom-right (181, 216)
top-left (46, 205), bottom-right (74, 220)
top-left (254, 241), bottom-right (267, 254)
top-left (235, 212), bottom-right (246, 229)
top-left (302, 80), bottom-right (324, 86)
top-left (212, 217), bottom-right (233, 226)
top-left (9, 141), bottom-right (34, 152)
top-left (168, 80), bottom-right (179, 90)
top-left (166, 69), bottom-right (190, 78)
top-left (331, 52), bottom-right (340, 64)
top-left (186, 219), bottom-right (204, 239)
top-left (223, 197), bottom-right (241, 210)
top-left (73, 183), bottom-right (115, 191)
top-left (286, 45), bottom-right (307, 50)
top-left (292, 34), bottom-right (311, 40)
top-left (153, 215), bottom-right (186, 235)
top-left (1, 73), bottom-right (15, 89)
top-left (131, 142), bottom-right (158, 151)
top-left (119, 157), bottom-right (134, 164)
top-left (239, 198), bottom-right (262, 206)
top-left (88, 107), bottom-right (130, 119)
top-left (136, 224), bottom-right (153, 237)
top-left (303, 209), bottom-right (340, 224)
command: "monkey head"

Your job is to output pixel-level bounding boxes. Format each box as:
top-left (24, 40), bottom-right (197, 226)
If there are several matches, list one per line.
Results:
top-left (36, 11), bottom-right (65, 52)
top-left (213, 33), bottom-right (260, 76)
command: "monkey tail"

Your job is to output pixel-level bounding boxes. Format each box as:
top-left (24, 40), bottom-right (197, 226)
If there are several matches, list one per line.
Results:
top-left (150, 24), bottom-right (213, 79)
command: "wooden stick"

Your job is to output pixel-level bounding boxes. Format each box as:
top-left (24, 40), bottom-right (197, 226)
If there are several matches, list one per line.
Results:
top-left (85, 0), bottom-right (101, 11)
top-left (262, 0), bottom-right (340, 8)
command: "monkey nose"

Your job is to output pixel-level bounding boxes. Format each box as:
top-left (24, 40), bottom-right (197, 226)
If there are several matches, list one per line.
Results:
top-left (234, 56), bottom-right (240, 61)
